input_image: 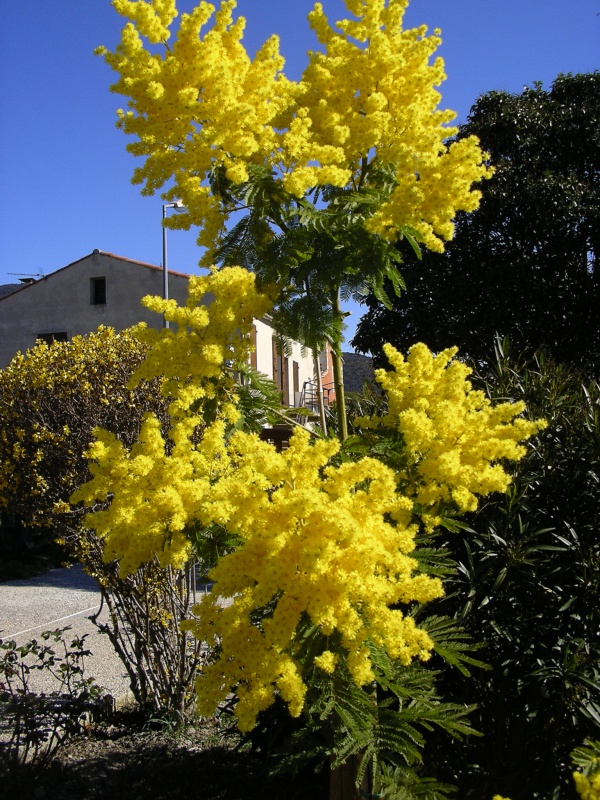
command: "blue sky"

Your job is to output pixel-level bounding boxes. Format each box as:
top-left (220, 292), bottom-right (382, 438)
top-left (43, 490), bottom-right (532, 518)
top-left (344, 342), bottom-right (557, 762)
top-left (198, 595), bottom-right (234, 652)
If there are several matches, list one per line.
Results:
top-left (0, 0), bottom-right (598, 345)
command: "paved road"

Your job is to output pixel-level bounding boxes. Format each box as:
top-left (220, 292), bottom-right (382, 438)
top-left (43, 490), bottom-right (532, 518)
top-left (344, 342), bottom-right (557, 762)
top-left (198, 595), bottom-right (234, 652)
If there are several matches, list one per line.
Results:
top-left (0, 565), bottom-right (132, 701)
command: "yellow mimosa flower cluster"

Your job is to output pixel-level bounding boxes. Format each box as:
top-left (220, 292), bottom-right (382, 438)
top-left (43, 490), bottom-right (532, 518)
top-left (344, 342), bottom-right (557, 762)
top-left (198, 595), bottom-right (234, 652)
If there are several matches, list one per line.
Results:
top-left (112, 0), bottom-right (177, 43)
top-left (131, 265), bottom-right (272, 416)
top-left (74, 271), bottom-right (543, 732)
top-left (72, 266), bottom-right (272, 573)
top-left (73, 270), bottom-right (445, 729)
top-left (72, 413), bottom-right (226, 574)
top-left (494, 763), bottom-right (600, 800)
top-left (182, 427), bottom-right (442, 731)
top-left (356, 343), bottom-right (546, 529)
top-left (286, 0), bottom-right (491, 251)
top-left (98, 0), bottom-right (491, 258)
top-left (97, 0), bottom-right (297, 255)
top-left (574, 770), bottom-right (600, 800)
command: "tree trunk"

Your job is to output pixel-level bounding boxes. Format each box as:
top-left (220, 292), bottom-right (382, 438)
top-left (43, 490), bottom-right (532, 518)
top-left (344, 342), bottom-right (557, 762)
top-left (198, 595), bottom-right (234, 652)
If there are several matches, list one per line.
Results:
top-left (329, 754), bottom-right (370, 800)
top-left (330, 287), bottom-right (348, 442)
top-left (313, 350), bottom-right (328, 436)
top-left (331, 348), bottom-right (348, 441)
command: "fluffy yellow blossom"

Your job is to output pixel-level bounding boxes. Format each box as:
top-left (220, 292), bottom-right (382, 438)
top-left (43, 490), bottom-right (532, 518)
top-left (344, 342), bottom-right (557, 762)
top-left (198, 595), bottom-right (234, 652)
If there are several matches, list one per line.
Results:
top-left (314, 650), bottom-right (338, 674)
top-left (71, 413), bottom-right (229, 573)
top-left (72, 266), bottom-right (272, 573)
top-left (97, 0), bottom-right (297, 261)
top-left (356, 343), bottom-right (546, 529)
top-left (98, 0), bottom-right (490, 260)
top-left (72, 273), bottom-right (543, 733)
top-left (111, 0), bottom-right (177, 44)
top-left (284, 0), bottom-right (492, 250)
top-left (574, 770), bottom-right (600, 800)
top-left (131, 265), bottom-right (272, 417)
top-left (183, 427), bottom-right (442, 730)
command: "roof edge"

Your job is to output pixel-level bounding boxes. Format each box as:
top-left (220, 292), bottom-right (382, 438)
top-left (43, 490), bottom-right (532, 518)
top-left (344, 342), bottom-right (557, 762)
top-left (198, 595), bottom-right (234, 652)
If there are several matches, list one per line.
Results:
top-left (0, 251), bottom-right (193, 302)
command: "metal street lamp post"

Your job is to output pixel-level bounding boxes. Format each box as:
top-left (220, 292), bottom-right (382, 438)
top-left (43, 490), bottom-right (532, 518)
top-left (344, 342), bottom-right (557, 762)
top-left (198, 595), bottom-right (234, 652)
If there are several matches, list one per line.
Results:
top-left (162, 200), bottom-right (185, 328)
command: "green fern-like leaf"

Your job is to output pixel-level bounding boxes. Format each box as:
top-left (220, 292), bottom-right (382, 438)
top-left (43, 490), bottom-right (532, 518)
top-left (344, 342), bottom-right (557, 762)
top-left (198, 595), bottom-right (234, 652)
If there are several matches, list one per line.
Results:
top-left (417, 615), bottom-right (488, 677)
top-left (377, 763), bottom-right (457, 800)
top-left (572, 739), bottom-right (600, 771)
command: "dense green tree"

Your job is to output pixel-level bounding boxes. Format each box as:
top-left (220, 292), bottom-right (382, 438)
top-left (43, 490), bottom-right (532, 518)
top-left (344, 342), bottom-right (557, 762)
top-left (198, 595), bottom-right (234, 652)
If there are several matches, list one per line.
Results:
top-left (353, 72), bottom-right (600, 369)
top-left (424, 341), bottom-right (600, 800)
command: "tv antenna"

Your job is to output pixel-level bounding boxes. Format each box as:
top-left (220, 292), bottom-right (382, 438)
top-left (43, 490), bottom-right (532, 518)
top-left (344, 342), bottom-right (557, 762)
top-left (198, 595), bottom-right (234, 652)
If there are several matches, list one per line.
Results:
top-left (7, 271), bottom-right (45, 282)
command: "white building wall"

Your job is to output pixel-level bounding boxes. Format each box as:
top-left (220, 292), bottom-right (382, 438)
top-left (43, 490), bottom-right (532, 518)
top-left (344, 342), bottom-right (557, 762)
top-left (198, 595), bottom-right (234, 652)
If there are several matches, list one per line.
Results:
top-left (0, 251), bottom-right (190, 369)
top-left (0, 252), bottom-right (319, 406)
top-left (253, 318), bottom-right (276, 378)
top-left (252, 318), bottom-right (316, 408)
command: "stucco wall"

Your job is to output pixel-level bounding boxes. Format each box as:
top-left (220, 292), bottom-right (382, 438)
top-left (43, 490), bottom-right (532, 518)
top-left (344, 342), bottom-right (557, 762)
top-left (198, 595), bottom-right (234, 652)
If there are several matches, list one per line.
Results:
top-left (0, 251), bottom-right (190, 368)
top-left (0, 251), bottom-right (319, 408)
top-left (253, 318), bottom-right (316, 407)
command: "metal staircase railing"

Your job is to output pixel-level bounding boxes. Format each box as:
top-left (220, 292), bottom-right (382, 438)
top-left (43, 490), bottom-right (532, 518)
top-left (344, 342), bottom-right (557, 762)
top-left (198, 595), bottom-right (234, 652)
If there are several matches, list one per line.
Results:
top-left (292, 380), bottom-right (335, 427)
top-left (259, 381), bottom-right (336, 450)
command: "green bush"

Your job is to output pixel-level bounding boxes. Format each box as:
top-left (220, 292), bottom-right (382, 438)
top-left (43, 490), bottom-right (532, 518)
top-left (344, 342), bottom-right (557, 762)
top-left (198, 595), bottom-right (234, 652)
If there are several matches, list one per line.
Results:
top-left (426, 341), bottom-right (600, 799)
top-left (0, 627), bottom-right (106, 786)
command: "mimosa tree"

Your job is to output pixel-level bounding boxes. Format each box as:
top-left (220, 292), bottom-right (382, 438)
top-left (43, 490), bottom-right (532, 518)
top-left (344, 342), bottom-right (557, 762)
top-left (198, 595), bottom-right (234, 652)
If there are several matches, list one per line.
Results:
top-left (97, 0), bottom-right (491, 438)
top-left (73, 268), bottom-right (544, 796)
top-left (89, 2), bottom-right (524, 796)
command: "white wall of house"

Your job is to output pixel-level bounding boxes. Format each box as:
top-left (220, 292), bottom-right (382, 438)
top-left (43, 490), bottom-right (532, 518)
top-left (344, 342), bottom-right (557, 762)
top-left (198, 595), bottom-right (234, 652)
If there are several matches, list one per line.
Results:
top-left (0, 252), bottom-right (323, 409)
top-left (0, 251), bottom-right (190, 369)
top-left (252, 318), bottom-right (316, 407)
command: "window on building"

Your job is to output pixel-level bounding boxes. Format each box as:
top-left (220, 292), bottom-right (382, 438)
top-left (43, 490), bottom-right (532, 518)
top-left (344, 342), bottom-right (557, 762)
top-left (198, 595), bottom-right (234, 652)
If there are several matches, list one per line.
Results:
top-left (37, 332), bottom-right (68, 345)
top-left (90, 277), bottom-right (106, 305)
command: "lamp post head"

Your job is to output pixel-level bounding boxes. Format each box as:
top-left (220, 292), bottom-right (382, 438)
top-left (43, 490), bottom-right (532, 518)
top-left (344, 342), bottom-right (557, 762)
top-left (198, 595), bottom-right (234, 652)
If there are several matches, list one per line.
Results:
top-left (163, 200), bottom-right (185, 213)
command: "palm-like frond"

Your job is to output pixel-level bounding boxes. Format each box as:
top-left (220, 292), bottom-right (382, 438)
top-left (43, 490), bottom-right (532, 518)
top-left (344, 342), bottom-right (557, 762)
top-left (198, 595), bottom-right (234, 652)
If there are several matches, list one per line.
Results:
top-left (235, 366), bottom-right (287, 431)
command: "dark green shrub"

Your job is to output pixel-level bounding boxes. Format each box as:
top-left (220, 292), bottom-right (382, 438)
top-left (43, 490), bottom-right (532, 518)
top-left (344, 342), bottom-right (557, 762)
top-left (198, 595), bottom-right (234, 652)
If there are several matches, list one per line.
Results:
top-left (426, 341), bottom-right (600, 800)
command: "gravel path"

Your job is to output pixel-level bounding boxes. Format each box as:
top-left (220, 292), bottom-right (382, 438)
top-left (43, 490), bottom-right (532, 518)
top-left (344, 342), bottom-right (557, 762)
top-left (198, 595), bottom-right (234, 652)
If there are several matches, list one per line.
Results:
top-left (0, 565), bottom-right (132, 700)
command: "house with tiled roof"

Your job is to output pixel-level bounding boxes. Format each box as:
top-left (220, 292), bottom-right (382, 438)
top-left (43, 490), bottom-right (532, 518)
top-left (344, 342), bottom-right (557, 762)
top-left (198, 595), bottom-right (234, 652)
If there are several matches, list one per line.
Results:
top-left (0, 250), bottom-right (192, 368)
top-left (0, 251), bottom-right (330, 411)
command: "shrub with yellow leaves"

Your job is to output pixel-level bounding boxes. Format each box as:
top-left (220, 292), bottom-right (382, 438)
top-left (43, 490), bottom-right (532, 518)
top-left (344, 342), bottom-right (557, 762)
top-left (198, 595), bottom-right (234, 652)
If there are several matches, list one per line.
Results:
top-left (0, 326), bottom-right (162, 536)
top-left (0, 326), bottom-right (206, 715)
